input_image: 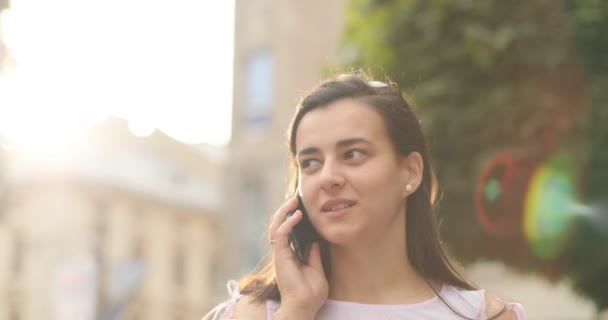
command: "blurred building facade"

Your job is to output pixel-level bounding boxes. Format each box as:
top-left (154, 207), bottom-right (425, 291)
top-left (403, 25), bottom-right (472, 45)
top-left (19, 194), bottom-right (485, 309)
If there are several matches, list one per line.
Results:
top-left (0, 118), bottom-right (223, 320)
top-left (220, 0), bottom-right (348, 291)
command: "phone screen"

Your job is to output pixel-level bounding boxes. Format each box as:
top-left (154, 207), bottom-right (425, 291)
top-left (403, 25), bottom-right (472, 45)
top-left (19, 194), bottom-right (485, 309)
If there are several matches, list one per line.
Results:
top-left (287, 192), bottom-right (321, 264)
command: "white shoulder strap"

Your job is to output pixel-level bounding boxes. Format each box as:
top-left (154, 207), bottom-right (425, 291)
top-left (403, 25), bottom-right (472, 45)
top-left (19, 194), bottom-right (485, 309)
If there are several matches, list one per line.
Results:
top-left (201, 280), bottom-right (243, 320)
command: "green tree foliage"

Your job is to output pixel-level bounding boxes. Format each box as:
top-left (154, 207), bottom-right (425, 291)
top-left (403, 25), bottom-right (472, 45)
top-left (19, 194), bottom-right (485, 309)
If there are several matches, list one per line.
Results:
top-left (564, 0), bottom-right (608, 311)
top-left (341, 0), bottom-right (608, 311)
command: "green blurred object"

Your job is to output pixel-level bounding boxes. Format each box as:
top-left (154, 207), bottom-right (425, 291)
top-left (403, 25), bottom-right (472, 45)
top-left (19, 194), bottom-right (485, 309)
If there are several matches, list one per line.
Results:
top-left (342, 0), bottom-right (608, 311)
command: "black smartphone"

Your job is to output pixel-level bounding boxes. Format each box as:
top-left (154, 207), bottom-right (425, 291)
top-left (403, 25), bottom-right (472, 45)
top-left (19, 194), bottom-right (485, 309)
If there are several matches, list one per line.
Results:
top-left (287, 191), bottom-right (321, 264)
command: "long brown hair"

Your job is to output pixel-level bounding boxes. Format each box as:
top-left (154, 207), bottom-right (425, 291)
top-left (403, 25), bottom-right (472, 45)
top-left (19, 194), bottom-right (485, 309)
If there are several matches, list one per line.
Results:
top-left (239, 71), bottom-right (505, 319)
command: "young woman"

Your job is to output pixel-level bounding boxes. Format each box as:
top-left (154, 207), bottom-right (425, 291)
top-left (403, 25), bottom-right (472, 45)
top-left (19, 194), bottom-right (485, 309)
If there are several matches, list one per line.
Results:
top-left (203, 72), bottom-right (526, 319)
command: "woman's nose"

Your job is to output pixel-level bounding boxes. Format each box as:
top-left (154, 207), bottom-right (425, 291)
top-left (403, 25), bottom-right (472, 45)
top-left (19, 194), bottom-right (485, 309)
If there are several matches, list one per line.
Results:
top-left (319, 160), bottom-right (345, 192)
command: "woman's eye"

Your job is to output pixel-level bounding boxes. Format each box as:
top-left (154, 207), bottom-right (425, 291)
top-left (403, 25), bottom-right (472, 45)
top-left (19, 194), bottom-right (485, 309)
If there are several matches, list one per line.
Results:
top-left (345, 150), bottom-right (365, 159)
top-left (300, 159), bottom-right (320, 169)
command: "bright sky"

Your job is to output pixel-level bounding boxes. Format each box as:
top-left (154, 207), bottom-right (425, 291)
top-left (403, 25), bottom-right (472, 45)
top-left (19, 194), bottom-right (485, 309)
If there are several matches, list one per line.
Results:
top-left (0, 0), bottom-right (234, 149)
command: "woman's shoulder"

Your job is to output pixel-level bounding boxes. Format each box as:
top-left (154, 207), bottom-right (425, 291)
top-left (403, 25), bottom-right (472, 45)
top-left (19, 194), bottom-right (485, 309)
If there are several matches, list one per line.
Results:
top-left (232, 295), bottom-right (268, 320)
top-left (484, 290), bottom-right (527, 320)
top-left (442, 284), bottom-right (526, 319)
top-left (201, 280), bottom-right (270, 320)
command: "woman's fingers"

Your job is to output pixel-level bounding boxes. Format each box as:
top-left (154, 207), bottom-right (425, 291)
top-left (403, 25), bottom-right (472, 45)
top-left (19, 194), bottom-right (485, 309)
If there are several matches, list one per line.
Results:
top-left (273, 210), bottom-right (303, 257)
top-left (268, 195), bottom-right (299, 242)
top-left (267, 195), bottom-right (303, 263)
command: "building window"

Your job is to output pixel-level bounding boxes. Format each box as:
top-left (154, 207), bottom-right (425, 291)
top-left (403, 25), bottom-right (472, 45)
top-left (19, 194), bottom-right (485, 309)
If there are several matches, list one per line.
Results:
top-left (13, 234), bottom-right (22, 277)
top-left (132, 205), bottom-right (145, 259)
top-left (242, 178), bottom-right (267, 268)
top-left (173, 250), bottom-right (186, 288)
top-left (0, 188), bottom-right (7, 223)
top-left (94, 199), bottom-right (108, 259)
top-left (129, 303), bottom-right (146, 320)
top-left (244, 49), bottom-right (274, 131)
top-left (131, 307), bottom-right (145, 320)
top-left (10, 307), bottom-right (20, 320)
top-left (94, 199), bottom-right (109, 313)
top-left (133, 237), bottom-right (144, 260)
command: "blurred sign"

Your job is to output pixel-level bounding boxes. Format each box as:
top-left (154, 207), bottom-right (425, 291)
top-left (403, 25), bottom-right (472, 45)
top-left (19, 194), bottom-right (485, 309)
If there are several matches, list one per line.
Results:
top-left (51, 254), bottom-right (98, 320)
top-left (101, 258), bottom-right (145, 320)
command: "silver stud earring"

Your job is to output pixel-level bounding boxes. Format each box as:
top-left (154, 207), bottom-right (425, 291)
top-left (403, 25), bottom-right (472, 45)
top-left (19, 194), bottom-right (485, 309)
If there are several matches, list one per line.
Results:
top-left (405, 184), bottom-right (413, 192)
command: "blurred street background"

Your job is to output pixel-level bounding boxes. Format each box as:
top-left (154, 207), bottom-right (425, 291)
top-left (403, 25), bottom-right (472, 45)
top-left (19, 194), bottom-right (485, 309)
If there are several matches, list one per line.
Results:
top-left (0, 0), bottom-right (607, 319)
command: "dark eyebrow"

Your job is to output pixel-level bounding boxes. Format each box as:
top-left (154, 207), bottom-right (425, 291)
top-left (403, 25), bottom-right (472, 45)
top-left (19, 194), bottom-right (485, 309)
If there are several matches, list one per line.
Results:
top-left (297, 137), bottom-right (372, 157)
top-left (336, 137), bottom-right (371, 149)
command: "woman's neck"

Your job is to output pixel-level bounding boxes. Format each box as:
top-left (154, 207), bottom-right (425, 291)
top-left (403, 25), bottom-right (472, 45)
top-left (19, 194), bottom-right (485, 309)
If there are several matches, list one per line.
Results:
top-left (326, 228), bottom-right (435, 304)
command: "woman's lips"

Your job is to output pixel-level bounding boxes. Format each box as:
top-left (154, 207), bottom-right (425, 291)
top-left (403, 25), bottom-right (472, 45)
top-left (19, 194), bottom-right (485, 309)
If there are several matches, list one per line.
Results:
top-left (320, 199), bottom-right (357, 218)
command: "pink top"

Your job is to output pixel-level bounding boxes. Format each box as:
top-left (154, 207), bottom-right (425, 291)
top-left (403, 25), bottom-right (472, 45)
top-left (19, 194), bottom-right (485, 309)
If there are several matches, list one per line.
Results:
top-left (202, 280), bottom-right (527, 320)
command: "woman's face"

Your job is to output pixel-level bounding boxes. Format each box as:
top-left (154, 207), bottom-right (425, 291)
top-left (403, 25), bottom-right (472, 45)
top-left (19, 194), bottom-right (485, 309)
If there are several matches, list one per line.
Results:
top-left (295, 98), bottom-right (417, 245)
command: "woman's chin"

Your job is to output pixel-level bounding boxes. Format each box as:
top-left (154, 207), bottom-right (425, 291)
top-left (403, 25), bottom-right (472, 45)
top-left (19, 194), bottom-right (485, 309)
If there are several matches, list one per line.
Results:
top-left (320, 227), bottom-right (362, 246)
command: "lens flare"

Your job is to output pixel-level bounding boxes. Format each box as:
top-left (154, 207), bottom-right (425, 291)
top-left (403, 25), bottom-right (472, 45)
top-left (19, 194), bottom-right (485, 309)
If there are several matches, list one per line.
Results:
top-left (475, 150), bottom-right (531, 236)
top-left (524, 153), bottom-right (578, 260)
top-left (574, 201), bottom-right (608, 234)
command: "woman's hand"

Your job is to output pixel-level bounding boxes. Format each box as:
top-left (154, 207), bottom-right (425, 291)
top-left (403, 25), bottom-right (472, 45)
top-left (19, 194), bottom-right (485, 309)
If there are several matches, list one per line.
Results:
top-left (268, 196), bottom-right (329, 319)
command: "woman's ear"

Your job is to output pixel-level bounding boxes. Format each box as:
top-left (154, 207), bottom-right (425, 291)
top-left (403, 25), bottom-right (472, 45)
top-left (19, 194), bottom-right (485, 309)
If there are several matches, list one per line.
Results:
top-left (401, 151), bottom-right (423, 197)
